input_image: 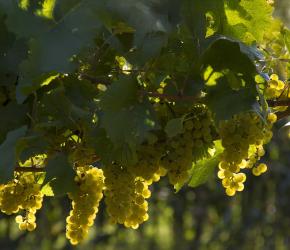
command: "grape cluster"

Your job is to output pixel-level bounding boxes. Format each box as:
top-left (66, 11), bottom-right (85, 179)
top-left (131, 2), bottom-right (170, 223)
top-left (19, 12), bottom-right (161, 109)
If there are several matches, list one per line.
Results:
top-left (104, 164), bottom-right (150, 229)
top-left (252, 163), bottom-right (268, 176)
top-left (0, 172), bottom-right (43, 231)
top-left (218, 168), bottom-right (247, 196)
top-left (66, 166), bottom-right (104, 245)
top-left (264, 74), bottom-right (286, 99)
top-left (123, 179), bottom-right (150, 229)
top-left (161, 132), bottom-right (194, 185)
top-left (217, 112), bottom-right (274, 196)
top-left (267, 112), bottom-right (277, 124)
top-left (161, 105), bottom-right (216, 186)
top-left (128, 142), bottom-right (167, 184)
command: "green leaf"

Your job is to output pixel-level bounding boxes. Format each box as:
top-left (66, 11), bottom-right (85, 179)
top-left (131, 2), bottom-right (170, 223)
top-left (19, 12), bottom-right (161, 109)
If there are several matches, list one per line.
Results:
top-left (189, 140), bottom-right (223, 188)
top-left (201, 37), bottom-right (258, 122)
top-left (0, 1), bottom-right (51, 38)
top-left (129, 32), bottom-right (168, 66)
top-left (38, 87), bottom-right (73, 126)
top-left (165, 118), bottom-right (184, 138)
top-left (37, 0), bottom-right (57, 19)
top-left (99, 76), bottom-right (158, 164)
top-left (0, 102), bottom-right (29, 143)
top-left (41, 182), bottom-right (54, 197)
top-left (37, 85), bottom-right (91, 129)
top-left (106, 0), bottom-right (178, 65)
top-left (63, 77), bottom-right (98, 110)
top-left (17, 134), bottom-right (49, 163)
top-left (0, 10), bottom-right (28, 84)
top-left (101, 105), bottom-right (157, 144)
top-left (0, 126), bottom-right (27, 183)
top-left (16, 0), bottom-right (105, 102)
top-left (107, 0), bottom-right (172, 35)
top-left (224, 0), bottom-right (273, 44)
top-left (101, 104), bottom-right (157, 165)
top-left (113, 143), bottom-right (138, 166)
top-left (182, 0), bottom-right (225, 40)
top-left (86, 127), bottom-right (114, 164)
top-left (205, 77), bottom-right (256, 122)
top-left (45, 153), bottom-right (77, 196)
top-left (99, 76), bottom-right (138, 112)
top-left (201, 36), bottom-right (258, 84)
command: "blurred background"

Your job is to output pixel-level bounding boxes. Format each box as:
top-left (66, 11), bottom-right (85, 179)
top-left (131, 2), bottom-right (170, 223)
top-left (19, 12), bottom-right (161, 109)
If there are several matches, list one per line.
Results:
top-left (0, 1), bottom-right (290, 250)
top-left (275, 0), bottom-right (290, 28)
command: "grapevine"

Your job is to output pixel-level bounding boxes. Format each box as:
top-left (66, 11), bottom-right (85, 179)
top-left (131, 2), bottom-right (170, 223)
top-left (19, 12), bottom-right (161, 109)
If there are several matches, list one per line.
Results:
top-left (0, 0), bottom-right (289, 246)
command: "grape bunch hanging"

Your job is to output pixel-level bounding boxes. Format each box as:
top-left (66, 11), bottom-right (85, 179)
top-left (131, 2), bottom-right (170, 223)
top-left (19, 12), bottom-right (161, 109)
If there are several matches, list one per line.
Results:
top-left (0, 83), bottom-right (282, 245)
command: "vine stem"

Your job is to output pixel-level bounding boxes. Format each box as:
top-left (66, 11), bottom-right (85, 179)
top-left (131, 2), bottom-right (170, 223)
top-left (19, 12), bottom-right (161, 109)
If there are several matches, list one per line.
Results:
top-left (79, 74), bottom-right (111, 85)
top-left (268, 99), bottom-right (290, 107)
top-left (15, 167), bottom-right (45, 173)
top-left (139, 90), bottom-right (199, 102)
top-left (277, 109), bottom-right (290, 120)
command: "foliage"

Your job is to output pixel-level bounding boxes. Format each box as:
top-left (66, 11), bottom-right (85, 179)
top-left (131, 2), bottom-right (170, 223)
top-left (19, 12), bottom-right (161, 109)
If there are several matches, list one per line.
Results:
top-left (0, 0), bottom-right (289, 246)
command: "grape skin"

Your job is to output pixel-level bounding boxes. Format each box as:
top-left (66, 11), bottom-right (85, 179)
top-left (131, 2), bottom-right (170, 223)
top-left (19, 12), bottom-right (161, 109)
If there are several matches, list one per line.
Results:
top-left (66, 166), bottom-right (104, 245)
top-left (0, 172), bottom-right (43, 231)
top-left (161, 105), bottom-right (216, 186)
top-left (218, 112), bottom-right (274, 196)
top-left (104, 164), bottom-right (150, 229)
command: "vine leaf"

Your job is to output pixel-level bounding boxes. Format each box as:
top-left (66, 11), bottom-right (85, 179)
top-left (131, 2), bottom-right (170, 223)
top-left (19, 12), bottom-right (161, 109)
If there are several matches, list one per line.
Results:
top-left (17, 134), bottom-right (49, 163)
top-left (182, 0), bottom-right (224, 40)
top-left (0, 9), bottom-right (28, 84)
top-left (165, 117), bottom-right (184, 138)
top-left (201, 37), bottom-right (259, 121)
top-left (106, 0), bottom-right (177, 65)
top-left (201, 36), bottom-right (258, 83)
top-left (101, 105), bottom-right (157, 165)
top-left (99, 76), bottom-right (138, 112)
top-left (100, 76), bottom-right (158, 165)
top-left (205, 77), bottom-right (256, 122)
top-left (0, 102), bottom-right (29, 144)
top-left (15, 0), bottom-right (105, 102)
top-left (41, 182), bottom-right (54, 197)
top-left (188, 140), bottom-right (223, 188)
top-left (224, 0), bottom-right (273, 43)
top-left (0, 126), bottom-right (27, 183)
top-left (0, 1), bottom-right (51, 39)
top-left (44, 153), bottom-right (77, 196)
top-left (37, 84), bottom-right (92, 130)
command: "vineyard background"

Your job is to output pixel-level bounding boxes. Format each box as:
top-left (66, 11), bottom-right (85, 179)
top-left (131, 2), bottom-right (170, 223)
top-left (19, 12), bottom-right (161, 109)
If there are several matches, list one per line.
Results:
top-left (0, 1), bottom-right (289, 250)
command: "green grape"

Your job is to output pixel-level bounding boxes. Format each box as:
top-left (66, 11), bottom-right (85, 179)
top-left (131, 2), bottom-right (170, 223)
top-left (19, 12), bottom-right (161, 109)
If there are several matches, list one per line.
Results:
top-left (161, 104), bottom-right (216, 186)
top-left (264, 74), bottom-right (286, 99)
top-left (127, 142), bottom-right (166, 183)
top-left (0, 172), bottom-right (43, 231)
top-left (252, 163), bottom-right (268, 176)
top-left (123, 179), bottom-right (150, 229)
top-left (267, 112), bottom-right (277, 124)
top-left (66, 166), bottom-right (104, 245)
top-left (217, 111), bottom-right (274, 196)
top-left (104, 164), bottom-right (150, 229)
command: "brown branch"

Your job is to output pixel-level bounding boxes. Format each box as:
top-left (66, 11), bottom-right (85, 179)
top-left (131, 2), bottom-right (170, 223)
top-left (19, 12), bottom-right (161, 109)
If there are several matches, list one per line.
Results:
top-left (15, 167), bottom-right (45, 173)
top-left (79, 74), bottom-right (111, 85)
top-left (139, 90), bottom-right (200, 102)
top-left (268, 99), bottom-right (290, 107)
top-left (277, 109), bottom-right (290, 120)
